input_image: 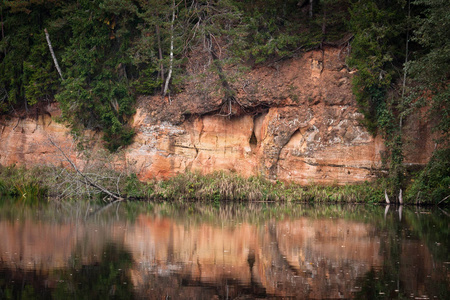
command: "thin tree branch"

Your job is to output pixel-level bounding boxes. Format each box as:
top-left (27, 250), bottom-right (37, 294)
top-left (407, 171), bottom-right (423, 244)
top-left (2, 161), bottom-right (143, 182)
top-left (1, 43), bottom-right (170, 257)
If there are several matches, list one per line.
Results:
top-left (437, 194), bottom-right (450, 206)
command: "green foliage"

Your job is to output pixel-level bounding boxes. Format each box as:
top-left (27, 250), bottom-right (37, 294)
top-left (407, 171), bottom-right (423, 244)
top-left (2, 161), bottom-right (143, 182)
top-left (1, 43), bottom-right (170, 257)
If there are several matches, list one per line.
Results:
top-left (55, 0), bottom-right (138, 151)
top-left (347, 0), bottom-right (416, 195)
top-left (131, 65), bottom-right (162, 95)
top-left (0, 0), bottom-right (64, 112)
top-left (124, 173), bottom-right (144, 198)
top-left (409, 0), bottom-right (450, 88)
top-left (0, 165), bottom-right (387, 204)
top-left (52, 243), bottom-right (135, 299)
top-left (303, 180), bottom-right (384, 203)
top-left (407, 149), bottom-right (450, 204)
top-left (146, 171), bottom-right (385, 203)
top-left (130, 0), bottom-right (179, 94)
top-left (0, 165), bottom-right (49, 202)
top-left (317, 0), bottom-right (351, 40)
top-left (234, 0), bottom-right (350, 64)
top-left (407, 0), bottom-right (450, 144)
top-left (236, 0), bottom-right (304, 63)
top-left (0, 0), bottom-right (354, 151)
top-left (408, 0), bottom-right (450, 137)
top-left (402, 0), bottom-right (450, 201)
top-left (347, 0), bottom-right (407, 133)
top-left (0, 179), bottom-right (6, 194)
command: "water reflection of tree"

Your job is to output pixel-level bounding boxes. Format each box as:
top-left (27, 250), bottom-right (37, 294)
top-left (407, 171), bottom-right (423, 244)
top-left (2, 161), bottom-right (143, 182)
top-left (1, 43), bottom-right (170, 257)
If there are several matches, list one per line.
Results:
top-left (402, 208), bottom-right (450, 299)
top-left (53, 243), bottom-right (135, 299)
top-left (356, 205), bottom-right (411, 299)
top-left (355, 206), bottom-right (450, 299)
top-left (246, 248), bottom-right (267, 297)
top-left (0, 266), bottom-right (53, 299)
top-left (0, 243), bottom-right (134, 299)
top-left (265, 221), bottom-right (311, 298)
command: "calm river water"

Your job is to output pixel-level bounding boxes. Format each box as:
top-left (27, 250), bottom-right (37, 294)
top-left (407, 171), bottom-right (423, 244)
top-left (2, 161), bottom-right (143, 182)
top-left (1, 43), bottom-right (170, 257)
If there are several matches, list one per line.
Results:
top-left (0, 200), bottom-right (449, 299)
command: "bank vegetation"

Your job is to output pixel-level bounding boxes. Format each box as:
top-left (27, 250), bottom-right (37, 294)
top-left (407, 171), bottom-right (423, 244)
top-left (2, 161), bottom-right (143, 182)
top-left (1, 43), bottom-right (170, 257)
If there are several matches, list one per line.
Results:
top-left (0, 164), bottom-right (424, 205)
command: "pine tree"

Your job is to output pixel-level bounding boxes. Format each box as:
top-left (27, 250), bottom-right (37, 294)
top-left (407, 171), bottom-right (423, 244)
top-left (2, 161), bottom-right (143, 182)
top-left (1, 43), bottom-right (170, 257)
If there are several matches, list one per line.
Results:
top-left (0, 0), bottom-right (67, 112)
top-left (56, 0), bottom-right (139, 151)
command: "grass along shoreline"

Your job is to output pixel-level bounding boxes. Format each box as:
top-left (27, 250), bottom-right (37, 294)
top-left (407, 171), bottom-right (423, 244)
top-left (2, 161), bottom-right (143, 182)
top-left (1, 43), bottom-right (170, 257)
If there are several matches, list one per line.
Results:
top-left (0, 165), bottom-right (440, 205)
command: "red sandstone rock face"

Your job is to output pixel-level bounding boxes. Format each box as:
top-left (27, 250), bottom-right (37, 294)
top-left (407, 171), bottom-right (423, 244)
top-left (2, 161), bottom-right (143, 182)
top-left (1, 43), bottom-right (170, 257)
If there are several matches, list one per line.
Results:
top-left (0, 47), bottom-right (435, 184)
top-left (127, 47), bottom-right (388, 184)
top-left (0, 105), bottom-right (75, 167)
top-left (128, 106), bottom-right (384, 184)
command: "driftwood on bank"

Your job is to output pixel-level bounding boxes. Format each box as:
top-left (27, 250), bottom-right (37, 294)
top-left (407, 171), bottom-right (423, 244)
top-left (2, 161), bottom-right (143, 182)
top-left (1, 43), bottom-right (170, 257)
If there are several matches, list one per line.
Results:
top-left (48, 137), bottom-right (124, 201)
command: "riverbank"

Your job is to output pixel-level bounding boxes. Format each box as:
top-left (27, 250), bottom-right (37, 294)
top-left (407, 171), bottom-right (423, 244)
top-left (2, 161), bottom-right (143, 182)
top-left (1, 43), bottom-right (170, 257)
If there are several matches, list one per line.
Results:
top-left (0, 164), bottom-right (407, 205)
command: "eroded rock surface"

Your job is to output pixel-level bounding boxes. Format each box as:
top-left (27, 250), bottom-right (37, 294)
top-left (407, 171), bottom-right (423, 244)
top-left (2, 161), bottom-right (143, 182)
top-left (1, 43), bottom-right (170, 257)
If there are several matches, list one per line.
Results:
top-left (0, 47), bottom-right (435, 184)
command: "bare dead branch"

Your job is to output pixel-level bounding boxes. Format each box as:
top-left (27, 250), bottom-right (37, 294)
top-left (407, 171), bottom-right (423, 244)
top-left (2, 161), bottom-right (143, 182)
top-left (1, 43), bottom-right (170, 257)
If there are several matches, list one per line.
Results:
top-left (48, 137), bottom-right (124, 201)
top-left (437, 195), bottom-right (450, 206)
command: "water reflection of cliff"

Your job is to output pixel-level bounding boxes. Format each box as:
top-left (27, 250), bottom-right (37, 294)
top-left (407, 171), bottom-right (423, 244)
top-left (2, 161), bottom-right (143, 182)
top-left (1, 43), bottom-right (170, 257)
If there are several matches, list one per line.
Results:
top-left (0, 206), bottom-right (447, 299)
top-left (128, 216), bottom-right (385, 299)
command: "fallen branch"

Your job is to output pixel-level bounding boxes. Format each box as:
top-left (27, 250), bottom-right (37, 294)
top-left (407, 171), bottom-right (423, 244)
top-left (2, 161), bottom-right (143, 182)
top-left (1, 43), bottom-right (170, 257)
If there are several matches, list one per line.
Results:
top-left (48, 137), bottom-right (124, 201)
top-left (437, 195), bottom-right (450, 206)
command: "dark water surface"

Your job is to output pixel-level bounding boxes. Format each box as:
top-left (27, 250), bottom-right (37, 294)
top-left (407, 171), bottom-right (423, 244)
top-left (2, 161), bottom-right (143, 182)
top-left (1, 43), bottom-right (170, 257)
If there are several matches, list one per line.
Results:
top-left (0, 200), bottom-right (449, 299)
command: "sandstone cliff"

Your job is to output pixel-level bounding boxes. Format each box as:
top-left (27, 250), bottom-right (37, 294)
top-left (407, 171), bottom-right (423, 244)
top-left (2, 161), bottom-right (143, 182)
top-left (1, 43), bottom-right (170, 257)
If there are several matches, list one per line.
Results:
top-left (0, 47), bottom-right (434, 184)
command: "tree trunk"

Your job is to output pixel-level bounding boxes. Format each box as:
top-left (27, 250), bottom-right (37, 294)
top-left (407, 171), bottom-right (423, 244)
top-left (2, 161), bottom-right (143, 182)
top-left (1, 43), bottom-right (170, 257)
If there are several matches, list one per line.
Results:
top-left (44, 28), bottom-right (64, 81)
top-left (163, 0), bottom-right (175, 96)
top-left (384, 189), bottom-right (390, 204)
top-left (206, 33), bottom-right (236, 116)
top-left (156, 24), bottom-right (165, 92)
top-left (207, 33), bottom-right (234, 101)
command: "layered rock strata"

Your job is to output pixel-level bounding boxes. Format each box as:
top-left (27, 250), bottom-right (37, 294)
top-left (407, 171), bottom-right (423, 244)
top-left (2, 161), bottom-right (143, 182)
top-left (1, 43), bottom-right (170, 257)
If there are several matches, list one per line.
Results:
top-left (0, 47), bottom-right (434, 184)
